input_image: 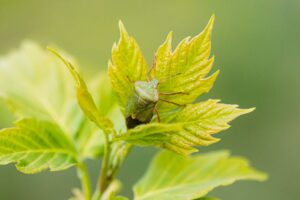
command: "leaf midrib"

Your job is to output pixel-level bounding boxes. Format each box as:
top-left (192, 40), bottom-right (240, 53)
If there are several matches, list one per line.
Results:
top-left (0, 148), bottom-right (77, 159)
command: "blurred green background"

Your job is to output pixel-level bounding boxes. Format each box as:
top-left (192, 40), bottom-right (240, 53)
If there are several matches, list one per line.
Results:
top-left (0, 0), bottom-right (299, 199)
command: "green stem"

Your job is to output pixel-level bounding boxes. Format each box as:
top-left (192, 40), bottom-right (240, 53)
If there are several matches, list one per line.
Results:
top-left (77, 162), bottom-right (92, 200)
top-left (107, 144), bottom-right (133, 183)
top-left (98, 133), bottom-right (111, 198)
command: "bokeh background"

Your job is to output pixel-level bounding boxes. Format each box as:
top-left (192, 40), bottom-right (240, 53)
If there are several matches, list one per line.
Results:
top-left (0, 0), bottom-right (299, 199)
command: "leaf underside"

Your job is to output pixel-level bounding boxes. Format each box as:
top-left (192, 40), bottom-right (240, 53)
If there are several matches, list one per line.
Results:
top-left (134, 150), bottom-right (267, 200)
top-left (118, 99), bottom-right (254, 155)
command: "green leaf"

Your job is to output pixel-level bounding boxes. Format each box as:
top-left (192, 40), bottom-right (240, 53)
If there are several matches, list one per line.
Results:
top-left (75, 74), bottom-right (121, 159)
top-left (152, 15), bottom-right (218, 113)
top-left (117, 99), bottom-right (254, 155)
top-left (0, 41), bottom-right (112, 159)
top-left (108, 21), bottom-right (149, 109)
top-left (0, 41), bottom-right (78, 132)
top-left (91, 73), bottom-right (118, 116)
top-left (0, 118), bottom-right (78, 174)
top-left (108, 17), bottom-right (218, 116)
top-left (134, 151), bottom-right (267, 200)
top-left (47, 48), bottom-right (114, 134)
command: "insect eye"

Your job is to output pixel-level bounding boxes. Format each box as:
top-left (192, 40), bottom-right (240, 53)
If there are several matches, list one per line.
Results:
top-left (151, 79), bottom-right (159, 87)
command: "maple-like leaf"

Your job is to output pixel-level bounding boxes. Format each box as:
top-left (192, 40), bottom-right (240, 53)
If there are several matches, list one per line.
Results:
top-left (109, 16), bottom-right (254, 155)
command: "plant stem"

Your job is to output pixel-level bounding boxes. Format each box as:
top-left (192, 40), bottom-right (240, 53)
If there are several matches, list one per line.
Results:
top-left (106, 143), bottom-right (133, 184)
top-left (77, 162), bottom-right (92, 200)
top-left (98, 133), bottom-right (111, 197)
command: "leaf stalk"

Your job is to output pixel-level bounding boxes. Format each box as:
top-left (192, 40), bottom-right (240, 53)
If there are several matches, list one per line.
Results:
top-left (97, 133), bottom-right (111, 199)
top-left (77, 162), bottom-right (92, 200)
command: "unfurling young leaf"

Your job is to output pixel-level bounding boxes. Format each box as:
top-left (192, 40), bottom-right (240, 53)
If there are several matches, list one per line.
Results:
top-left (47, 48), bottom-right (114, 134)
top-left (134, 151), bottom-right (267, 200)
top-left (0, 119), bottom-right (78, 174)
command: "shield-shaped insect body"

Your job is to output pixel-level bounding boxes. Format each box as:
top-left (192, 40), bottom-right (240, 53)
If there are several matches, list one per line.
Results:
top-left (125, 79), bottom-right (159, 128)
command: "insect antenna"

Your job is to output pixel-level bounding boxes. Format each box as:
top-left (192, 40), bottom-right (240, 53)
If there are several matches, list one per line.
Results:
top-left (148, 55), bottom-right (182, 84)
top-left (160, 91), bottom-right (189, 96)
top-left (159, 99), bottom-right (186, 107)
top-left (147, 55), bottom-right (157, 82)
top-left (158, 72), bottom-right (183, 83)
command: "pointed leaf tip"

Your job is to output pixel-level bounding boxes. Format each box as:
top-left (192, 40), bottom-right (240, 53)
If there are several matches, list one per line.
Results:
top-left (118, 20), bottom-right (128, 38)
top-left (209, 14), bottom-right (215, 25)
top-left (211, 14), bottom-right (216, 21)
top-left (204, 15), bottom-right (215, 33)
top-left (166, 31), bottom-right (173, 41)
top-left (47, 47), bottom-right (81, 86)
top-left (248, 107), bottom-right (255, 112)
top-left (109, 20), bottom-right (149, 108)
top-left (118, 20), bottom-right (124, 29)
top-left (156, 31), bottom-right (173, 53)
top-left (48, 47), bottom-right (114, 133)
top-left (47, 47), bottom-right (68, 66)
top-left (243, 107), bottom-right (256, 114)
top-left (164, 31), bottom-right (173, 48)
top-left (207, 69), bottom-right (220, 85)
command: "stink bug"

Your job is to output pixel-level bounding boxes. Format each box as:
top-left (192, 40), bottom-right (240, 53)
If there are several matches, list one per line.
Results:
top-left (125, 58), bottom-right (187, 129)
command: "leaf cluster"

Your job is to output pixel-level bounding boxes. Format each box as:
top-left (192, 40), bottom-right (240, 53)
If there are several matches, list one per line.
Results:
top-left (0, 15), bottom-right (267, 200)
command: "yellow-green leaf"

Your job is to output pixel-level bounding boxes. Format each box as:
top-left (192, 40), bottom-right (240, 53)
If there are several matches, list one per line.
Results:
top-left (0, 41), bottom-right (113, 159)
top-left (152, 15), bottom-right (218, 113)
top-left (91, 74), bottom-right (119, 116)
top-left (117, 99), bottom-right (254, 155)
top-left (0, 41), bottom-right (78, 133)
top-left (48, 48), bottom-right (114, 134)
top-left (134, 151), bottom-right (267, 200)
top-left (108, 21), bottom-right (149, 109)
top-left (0, 118), bottom-right (78, 174)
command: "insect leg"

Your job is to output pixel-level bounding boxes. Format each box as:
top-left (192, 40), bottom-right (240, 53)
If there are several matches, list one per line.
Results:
top-left (147, 55), bottom-right (157, 81)
top-left (158, 72), bottom-right (183, 83)
top-left (153, 106), bottom-right (161, 122)
top-left (159, 99), bottom-right (185, 107)
top-left (160, 91), bottom-right (189, 96)
top-left (126, 75), bottom-right (135, 83)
